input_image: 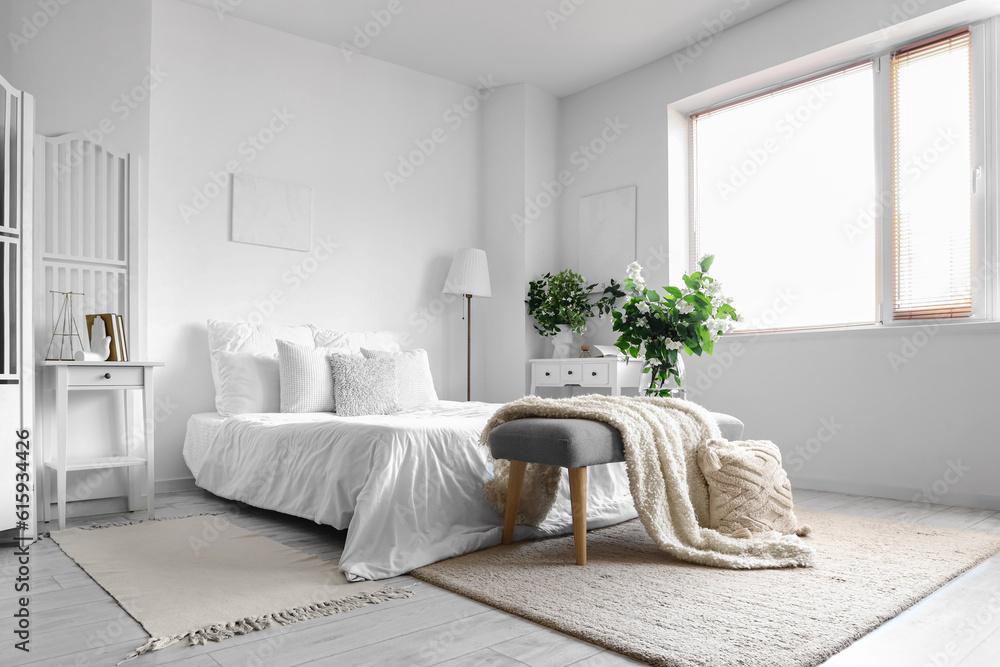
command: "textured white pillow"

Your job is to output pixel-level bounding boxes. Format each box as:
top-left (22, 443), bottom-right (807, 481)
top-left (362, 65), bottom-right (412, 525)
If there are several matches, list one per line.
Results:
top-left (215, 351), bottom-right (280, 416)
top-left (696, 439), bottom-right (810, 539)
top-left (207, 320), bottom-right (313, 413)
top-left (311, 326), bottom-right (402, 354)
top-left (329, 354), bottom-right (400, 417)
top-left (276, 340), bottom-right (353, 413)
top-left (361, 348), bottom-right (438, 409)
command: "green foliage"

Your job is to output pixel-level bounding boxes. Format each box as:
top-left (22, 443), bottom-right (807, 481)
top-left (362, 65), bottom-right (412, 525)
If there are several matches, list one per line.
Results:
top-left (526, 270), bottom-right (626, 338)
top-left (612, 256), bottom-right (740, 397)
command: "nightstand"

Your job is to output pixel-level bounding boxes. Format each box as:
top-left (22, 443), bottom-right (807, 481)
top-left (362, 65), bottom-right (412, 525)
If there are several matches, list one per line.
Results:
top-left (40, 361), bottom-right (164, 530)
top-left (529, 357), bottom-right (646, 396)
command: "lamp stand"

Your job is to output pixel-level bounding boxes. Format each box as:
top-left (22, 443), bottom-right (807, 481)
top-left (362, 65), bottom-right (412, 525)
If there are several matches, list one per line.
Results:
top-left (466, 294), bottom-right (472, 401)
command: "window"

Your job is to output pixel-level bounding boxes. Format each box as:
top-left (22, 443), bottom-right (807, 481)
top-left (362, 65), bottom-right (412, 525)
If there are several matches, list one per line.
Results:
top-left (690, 63), bottom-right (877, 331)
top-left (891, 31), bottom-right (973, 320)
top-left (689, 27), bottom-right (988, 332)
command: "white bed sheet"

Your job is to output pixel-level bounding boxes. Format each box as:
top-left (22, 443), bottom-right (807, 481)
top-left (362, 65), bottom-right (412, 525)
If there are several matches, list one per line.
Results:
top-left (182, 412), bottom-right (228, 478)
top-left (185, 401), bottom-right (637, 580)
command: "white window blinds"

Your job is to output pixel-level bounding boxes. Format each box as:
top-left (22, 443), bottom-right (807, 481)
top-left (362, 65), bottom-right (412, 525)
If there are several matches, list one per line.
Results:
top-left (890, 30), bottom-right (973, 320)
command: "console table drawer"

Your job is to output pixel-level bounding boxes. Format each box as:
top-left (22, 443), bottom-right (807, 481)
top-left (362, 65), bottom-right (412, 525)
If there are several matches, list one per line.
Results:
top-left (560, 364), bottom-right (582, 384)
top-left (581, 363), bottom-right (609, 385)
top-left (67, 366), bottom-right (143, 387)
top-left (533, 363), bottom-right (561, 386)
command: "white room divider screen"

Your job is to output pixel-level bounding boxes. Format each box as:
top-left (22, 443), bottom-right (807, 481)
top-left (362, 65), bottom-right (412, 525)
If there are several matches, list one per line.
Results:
top-left (34, 134), bottom-right (132, 350)
top-left (33, 134), bottom-right (136, 524)
top-left (0, 73), bottom-right (35, 535)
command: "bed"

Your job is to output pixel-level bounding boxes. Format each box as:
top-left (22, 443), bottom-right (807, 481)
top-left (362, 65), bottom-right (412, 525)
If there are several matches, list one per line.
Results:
top-left (183, 401), bottom-right (638, 581)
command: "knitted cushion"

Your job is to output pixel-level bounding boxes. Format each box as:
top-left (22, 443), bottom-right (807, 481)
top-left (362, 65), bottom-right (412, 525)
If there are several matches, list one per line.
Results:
top-left (696, 439), bottom-right (810, 539)
top-left (329, 354), bottom-right (400, 417)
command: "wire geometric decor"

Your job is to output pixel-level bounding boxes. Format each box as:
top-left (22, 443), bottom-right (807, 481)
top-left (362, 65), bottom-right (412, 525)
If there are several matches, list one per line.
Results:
top-left (45, 290), bottom-right (86, 361)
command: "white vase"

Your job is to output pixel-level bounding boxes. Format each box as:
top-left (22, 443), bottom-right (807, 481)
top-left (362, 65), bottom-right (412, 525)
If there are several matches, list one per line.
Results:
top-left (550, 325), bottom-right (576, 359)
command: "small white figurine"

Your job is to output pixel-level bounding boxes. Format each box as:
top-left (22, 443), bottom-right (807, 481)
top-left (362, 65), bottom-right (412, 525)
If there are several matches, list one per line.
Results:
top-left (89, 318), bottom-right (112, 361)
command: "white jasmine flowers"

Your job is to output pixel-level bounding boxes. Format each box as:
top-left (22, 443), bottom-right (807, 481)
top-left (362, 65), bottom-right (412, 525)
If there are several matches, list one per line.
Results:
top-left (664, 340), bottom-right (683, 351)
top-left (677, 300), bottom-right (695, 315)
top-left (626, 261), bottom-right (645, 285)
top-left (636, 301), bottom-right (650, 314)
top-left (707, 318), bottom-right (736, 335)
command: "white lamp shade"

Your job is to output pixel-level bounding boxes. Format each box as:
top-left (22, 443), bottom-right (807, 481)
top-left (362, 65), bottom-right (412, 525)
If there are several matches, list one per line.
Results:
top-left (443, 248), bottom-right (491, 297)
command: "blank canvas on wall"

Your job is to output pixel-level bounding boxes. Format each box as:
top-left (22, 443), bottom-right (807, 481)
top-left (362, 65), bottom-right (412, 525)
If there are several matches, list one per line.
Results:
top-left (578, 186), bottom-right (637, 283)
top-left (232, 174), bottom-right (312, 251)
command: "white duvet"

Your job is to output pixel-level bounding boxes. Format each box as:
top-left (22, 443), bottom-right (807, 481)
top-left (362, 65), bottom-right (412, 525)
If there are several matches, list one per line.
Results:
top-left (192, 401), bottom-right (637, 580)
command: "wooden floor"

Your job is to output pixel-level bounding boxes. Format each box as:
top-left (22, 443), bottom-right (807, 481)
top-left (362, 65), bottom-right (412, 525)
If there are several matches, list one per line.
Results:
top-left (2, 488), bottom-right (999, 667)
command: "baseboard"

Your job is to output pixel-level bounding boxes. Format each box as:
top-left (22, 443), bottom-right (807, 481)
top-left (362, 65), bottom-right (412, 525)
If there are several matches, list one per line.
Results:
top-left (34, 477), bottom-right (201, 525)
top-left (790, 475), bottom-right (1000, 512)
top-left (155, 477), bottom-right (198, 493)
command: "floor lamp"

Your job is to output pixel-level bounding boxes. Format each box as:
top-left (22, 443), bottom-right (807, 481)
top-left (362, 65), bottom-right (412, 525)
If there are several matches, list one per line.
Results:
top-left (443, 248), bottom-right (491, 401)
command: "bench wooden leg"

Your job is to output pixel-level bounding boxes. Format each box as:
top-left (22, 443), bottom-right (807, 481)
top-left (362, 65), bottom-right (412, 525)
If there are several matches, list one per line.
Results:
top-left (569, 466), bottom-right (587, 565)
top-left (503, 460), bottom-right (527, 545)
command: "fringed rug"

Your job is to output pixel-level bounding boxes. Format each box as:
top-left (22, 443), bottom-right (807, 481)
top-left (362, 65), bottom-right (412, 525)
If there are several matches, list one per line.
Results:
top-left (50, 515), bottom-right (412, 662)
top-left (412, 509), bottom-right (1000, 667)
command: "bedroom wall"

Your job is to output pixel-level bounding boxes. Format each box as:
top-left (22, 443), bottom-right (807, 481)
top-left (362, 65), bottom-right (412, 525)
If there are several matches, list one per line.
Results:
top-left (479, 83), bottom-right (562, 402)
top-left (147, 0), bottom-right (480, 486)
top-left (4, 0), bottom-right (153, 508)
top-left (556, 0), bottom-right (1000, 509)
top-left (479, 85), bottom-right (527, 403)
top-left (524, 86), bottom-right (563, 366)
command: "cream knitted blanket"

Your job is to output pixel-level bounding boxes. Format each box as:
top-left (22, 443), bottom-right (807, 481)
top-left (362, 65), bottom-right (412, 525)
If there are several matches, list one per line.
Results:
top-left (481, 395), bottom-right (815, 569)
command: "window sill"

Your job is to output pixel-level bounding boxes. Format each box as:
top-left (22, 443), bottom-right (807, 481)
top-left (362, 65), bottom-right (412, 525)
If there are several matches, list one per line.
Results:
top-left (726, 318), bottom-right (1000, 342)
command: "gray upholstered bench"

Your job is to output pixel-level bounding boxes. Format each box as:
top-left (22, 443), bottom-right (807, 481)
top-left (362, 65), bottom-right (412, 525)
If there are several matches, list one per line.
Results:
top-left (489, 412), bottom-right (744, 565)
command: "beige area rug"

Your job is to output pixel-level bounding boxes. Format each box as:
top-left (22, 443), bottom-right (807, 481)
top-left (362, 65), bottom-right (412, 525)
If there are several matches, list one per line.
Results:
top-left (413, 509), bottom-right (1000, 667)
top-left (50, 515), bottom-right (412, 661)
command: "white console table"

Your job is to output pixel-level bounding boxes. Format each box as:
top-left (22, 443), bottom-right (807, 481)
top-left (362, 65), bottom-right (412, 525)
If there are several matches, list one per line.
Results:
top-left (529, 356), bottom-right (647, 395)
top-left (41, 361), bottom-right (164, 530)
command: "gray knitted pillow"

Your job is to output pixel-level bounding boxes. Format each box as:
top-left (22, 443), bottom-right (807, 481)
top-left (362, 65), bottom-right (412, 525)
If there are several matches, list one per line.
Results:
top-left (361, 348), bottom-right (438, 409)
top-left (276, 339), bottom-right (350, 413)
top-left (329, 354), bottom-right (400, 417)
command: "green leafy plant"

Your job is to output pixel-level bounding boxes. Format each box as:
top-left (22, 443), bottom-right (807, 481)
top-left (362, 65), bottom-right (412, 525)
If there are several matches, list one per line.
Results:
top-left (611, 255), bottom-right (740, 396)
top-left (526, 269), bottom-right (625, 337)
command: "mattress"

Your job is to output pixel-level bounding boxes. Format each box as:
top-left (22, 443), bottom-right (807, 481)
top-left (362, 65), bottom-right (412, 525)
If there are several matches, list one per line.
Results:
top-left (183, 411), bottom-right (341, 477)
top-left (182, 412), bottom-right (228, 477)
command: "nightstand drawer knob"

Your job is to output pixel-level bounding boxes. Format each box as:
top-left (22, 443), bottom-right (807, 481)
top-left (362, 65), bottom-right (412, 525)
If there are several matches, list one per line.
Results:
top-left (104, 373), bottom-right (112, 379)
top-left (591, 371), bottom-right (597, 377)
top-left (567, 370), bottom-right (573, 375)
top-left (544, 372), bottom-right (551, 377)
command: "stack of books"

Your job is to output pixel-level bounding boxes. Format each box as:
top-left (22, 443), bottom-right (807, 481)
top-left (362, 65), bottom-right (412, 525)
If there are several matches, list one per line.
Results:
top-left (85, 313), bottom-right (129, 362)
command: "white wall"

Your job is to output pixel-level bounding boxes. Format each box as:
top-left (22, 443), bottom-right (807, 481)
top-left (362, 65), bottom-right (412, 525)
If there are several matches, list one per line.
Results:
top-left (523, 85), bottom-right (562, 365)
top-left (147, 0), bottom-right (480, 485)
top-left (478, 82), bottom-right (563, 401)
top-left (479, 85), bottom-right (527, 403)
top-left (556, 0), bottom-right (1000, 508)
top-left (5, 0), bottom-right (153, 506)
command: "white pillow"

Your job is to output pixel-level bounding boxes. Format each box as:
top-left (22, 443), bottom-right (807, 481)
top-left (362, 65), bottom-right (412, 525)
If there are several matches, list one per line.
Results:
top-left (311, 326), bottom-right (402, 354)
top-left (330, 354), bottom-right (400, 417)
top-left (207, 320), bottom-right (313, 413)
top-left (277, 340), bottom-right (351, 413)
top-left (215, 351), bottom-right (280, 416)
top-left (361, 348), bottom-right (438, 409)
